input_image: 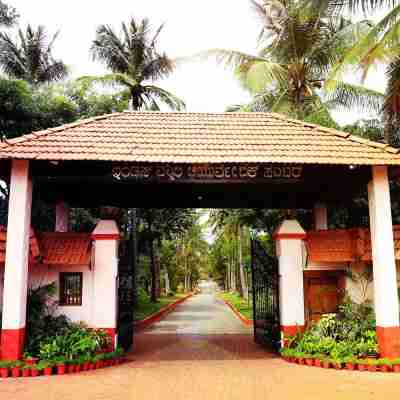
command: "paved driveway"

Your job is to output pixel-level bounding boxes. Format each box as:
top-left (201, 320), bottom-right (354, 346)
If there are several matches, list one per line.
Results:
top-left (1, 292), bottom-right (400, 400)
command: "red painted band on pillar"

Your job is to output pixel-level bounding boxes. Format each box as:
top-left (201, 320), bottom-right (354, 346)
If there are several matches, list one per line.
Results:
top-left (0, 327), bottom-right (26, 360)
top-left (91, 234), bottom-right (121, 241)
top-left (376, 326), bottom-right (400, 359)
top-left (273, 233), bottom-right (307, 241)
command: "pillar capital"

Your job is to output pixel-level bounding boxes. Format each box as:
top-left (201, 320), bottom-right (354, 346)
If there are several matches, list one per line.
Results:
top-left (273, 219), bottom-right (307, 240)
top-left (91, 220), bottom-right (120, 241)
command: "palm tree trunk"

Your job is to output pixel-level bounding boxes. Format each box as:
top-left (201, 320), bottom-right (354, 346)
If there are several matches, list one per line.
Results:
top-left (238, 225), bottom-right (248, 299)
top-left (149, 239), bottom-right (157, 302)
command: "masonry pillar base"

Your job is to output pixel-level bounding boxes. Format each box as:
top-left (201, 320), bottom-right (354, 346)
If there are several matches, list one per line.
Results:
top-left (0, 328), bottom-right (26, 360)
top-left (281, 325), bottom-right (305, 347)
top-left (377, 327), bottom-right (400, 359)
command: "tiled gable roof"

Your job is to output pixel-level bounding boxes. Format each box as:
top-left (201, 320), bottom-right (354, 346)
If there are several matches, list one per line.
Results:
top-left (0, 229), bottom-right (92, 267)
top-left (0, 111), bottom-right (399, 165)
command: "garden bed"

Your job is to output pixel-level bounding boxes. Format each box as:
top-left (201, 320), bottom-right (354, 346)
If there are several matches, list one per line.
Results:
top-left (281, 354), bottom-right (400, 373)
top-left (0, 349), bottom-right (126, 379)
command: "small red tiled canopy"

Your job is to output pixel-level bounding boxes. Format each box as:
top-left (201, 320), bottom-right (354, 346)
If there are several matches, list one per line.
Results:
top-left (0, 228), bottom-right (92, 267)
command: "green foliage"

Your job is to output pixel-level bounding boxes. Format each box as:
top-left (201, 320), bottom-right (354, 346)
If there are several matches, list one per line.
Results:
top-left (220, 292), bottom-right (253, 319)
top-left (38, 325), bottom-right (110, 361)
top-left (288, 299), bottom-right (378, 359)
top-left (0, 0), bottom-right (18, 27)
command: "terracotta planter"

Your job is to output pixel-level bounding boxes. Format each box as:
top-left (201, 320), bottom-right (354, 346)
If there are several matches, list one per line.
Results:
top-left (11, 367), bottom-right (21, 378)
top-left (75, 364), bottom-right (82, 373)
top-left (314, 359), bottom-right (322, 368)
top-left (297, 358), bottom-right (305, 365)
top-left (95, 361), bottom-right (102, 369)
top-left (322, 361), bottom-right (331, 369)
top-left (368, 365), bottom-right (377, 372)
top-left (83, 362), bottom-right (90, 371)
top-left (305, 359), bottom-right (314, 366)
top-left (357, 364), bottom-right (368, 372)
top-left (68, 364), bottom-right (76, 373)
top-left (57, 364), bottom-right (66, 375)
top-left (380, 365), bottom-right (392, 373)
top-left (88, 362), bottom-right (95, 370)
top-left (31, 369), bottom-right (40, 377)
top-left (22, 369), bottom-right (31, 378)
top-left (393, 364), bottom-right (400, 373)
top-left (345, 363), bottom-right (355, 371)
top-left (333, 362), bottom-right (343, 370)
top-left (24, 358), bottom-right (38, 365)
top-left (43, 367), bottom-right (53, 376)
top-left (0, 367), bottom-right (9, 378)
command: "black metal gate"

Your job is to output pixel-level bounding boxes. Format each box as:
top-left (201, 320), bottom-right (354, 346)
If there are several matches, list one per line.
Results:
top-left (117, 239), bottom-right (135, 351)
top-left (251, 238), bottom-right (281, 351)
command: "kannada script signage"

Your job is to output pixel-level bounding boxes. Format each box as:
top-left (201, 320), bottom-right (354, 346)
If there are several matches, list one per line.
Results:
top-left (112, 164), bottom-right (303, 182)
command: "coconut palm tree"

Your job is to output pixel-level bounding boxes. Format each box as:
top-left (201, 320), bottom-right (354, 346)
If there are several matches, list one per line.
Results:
top-left (0, 25), bottom-right (67, 85)
top-left (84, 17), bottom-right (185, 111)
top-left (203, 0), bottom-right (383, 124)
top-left (330, 0), bottom-right (400, 143)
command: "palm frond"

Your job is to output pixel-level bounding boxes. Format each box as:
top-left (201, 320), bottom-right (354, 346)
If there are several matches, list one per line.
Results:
top-left (325, 80), bottom-right (384, 112)
top-left (143, 85), bottom-right (186, 111)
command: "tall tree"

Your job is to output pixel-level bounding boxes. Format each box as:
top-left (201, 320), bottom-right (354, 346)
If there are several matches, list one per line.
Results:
top-left (85, 17), bottom-right (185, 111)
top-left (203, 0), bottom-right (383, 124)
top-left (329, 0), bottom-right (400, 143)
top-left (0, 25), bottom-right (68, 85)
top-left (0, 0), bottom-right (18, 27)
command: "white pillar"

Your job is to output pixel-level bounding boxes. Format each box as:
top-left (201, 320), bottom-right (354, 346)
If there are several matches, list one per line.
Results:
top-left (1, 160), bottom-right (32, 360)
top-left (368, 165), bottom-right (400, 358)
top-left (314, 203), bottom-right (328, 230)
top-left (91, 220), bottom-right (120, 349)
top-left (55, 201), bottom-right (69, 232)
top-left (274, 220), bottom-right (306, 341)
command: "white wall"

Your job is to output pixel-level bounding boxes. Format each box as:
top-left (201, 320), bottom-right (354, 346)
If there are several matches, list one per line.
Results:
top-left (0, 264), bottom-right (94, 326)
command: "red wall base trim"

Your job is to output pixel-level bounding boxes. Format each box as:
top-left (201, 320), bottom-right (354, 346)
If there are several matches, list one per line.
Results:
top-left (1, 327), bottom-right (26, 360)
top-left (281, 325), bottom-right (305, 347)
top-left (377, 326), bottom-right (400, 359)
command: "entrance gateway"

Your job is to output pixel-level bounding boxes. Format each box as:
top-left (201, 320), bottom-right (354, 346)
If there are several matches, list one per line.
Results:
top-left (1, 111), bottom-right (400, 359)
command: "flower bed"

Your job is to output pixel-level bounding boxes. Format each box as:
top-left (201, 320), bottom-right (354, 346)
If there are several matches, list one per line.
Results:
top-left (281, 352), bottom-right (400, 373)
top-left (0, 349), bottom-right (126, 379)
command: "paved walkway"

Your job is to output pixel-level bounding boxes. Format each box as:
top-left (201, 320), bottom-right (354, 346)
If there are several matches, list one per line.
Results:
top-left (1, 290), bottom-right (400, 400)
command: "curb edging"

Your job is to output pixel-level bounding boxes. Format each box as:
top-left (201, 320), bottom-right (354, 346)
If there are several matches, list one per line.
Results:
top-left (220, 296), bottom-right (253, 326)
top-left (134, 293), bottom-right (193, 330)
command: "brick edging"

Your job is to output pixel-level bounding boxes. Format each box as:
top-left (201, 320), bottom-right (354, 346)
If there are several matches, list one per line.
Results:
top-left (219, 296), bottom-right (253, 326)
top-left (134, 293), bottom-right (193, 330)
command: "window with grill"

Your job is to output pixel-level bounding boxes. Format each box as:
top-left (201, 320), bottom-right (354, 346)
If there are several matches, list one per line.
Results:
top-left (59, 272), bottom-right (83, 306)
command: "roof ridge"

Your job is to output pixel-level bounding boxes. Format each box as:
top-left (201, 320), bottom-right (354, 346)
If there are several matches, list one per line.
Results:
top-left (4, 112), bottom-right (123, 148)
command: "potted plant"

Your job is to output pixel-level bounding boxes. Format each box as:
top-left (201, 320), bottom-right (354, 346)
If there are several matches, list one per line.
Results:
top-left (66, 360), bottom-right (76, 374)
top-left (357, 359), bottom-right (368, 372)
top-left (0, 360), bottom-right (10, 378)
top-left (344, 357), bottom-right (356, 371)
top-left (21, 364), bottom-right (32, 378)
top-left (38, 361), bottom-right (53, 376)
top-left (23, 352), bottom-right (39, 366)
top-left (332, 358), bottom-right (344, 370)
top-left (393, 358), bottom-right (400, 373)
top-left (322, 357), bottom-right (331, 369)
top-left (367, 358), bottom-right (378, 372)
top-left (304, 354), bottom-right (315, 367)
top-left (378, 358), bottom-right (393, 373)
top-left (55, 357), bottom-right (67, 375)
top-left (80, 355), bottom-right (91, 371)
top-left (11, 361), bottom-right (23, 378)
top-left (30, 364), bottom-right (40, 378)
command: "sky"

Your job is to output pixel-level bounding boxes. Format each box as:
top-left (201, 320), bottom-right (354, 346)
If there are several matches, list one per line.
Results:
top-left (8, 0), bottom-right (387, 124)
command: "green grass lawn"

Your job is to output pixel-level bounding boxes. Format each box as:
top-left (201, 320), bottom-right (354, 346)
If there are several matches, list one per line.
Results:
top-left (134, 293), bottom-right (187, 321)
top-left (220, 291), bottom-right (253, 320)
